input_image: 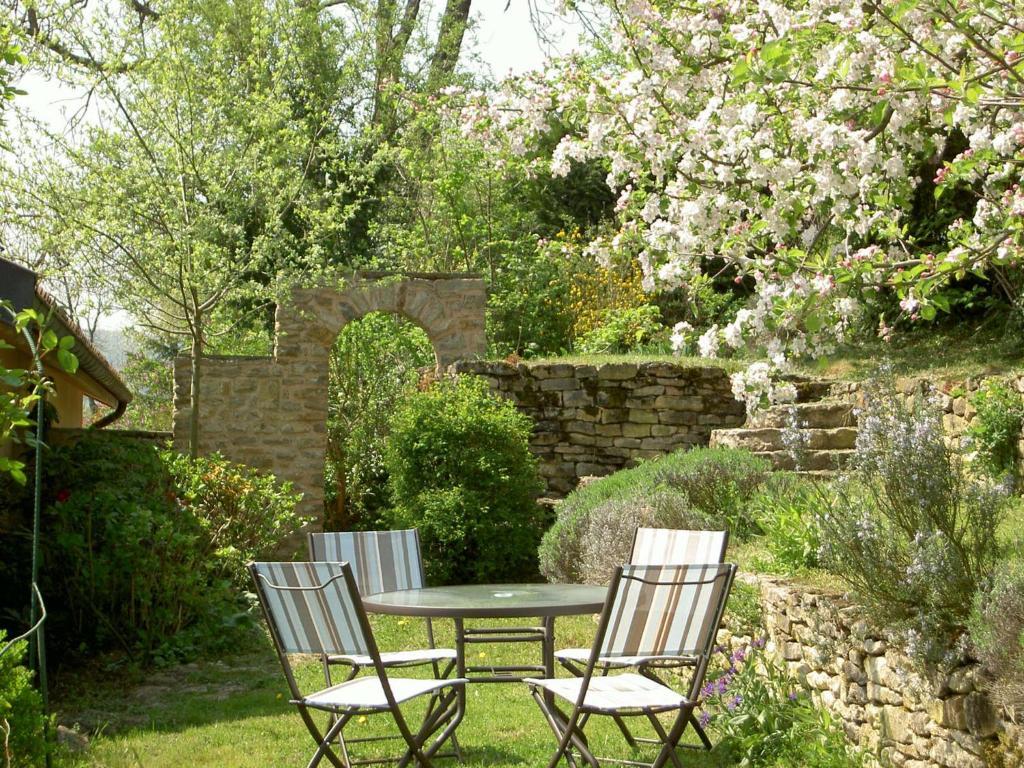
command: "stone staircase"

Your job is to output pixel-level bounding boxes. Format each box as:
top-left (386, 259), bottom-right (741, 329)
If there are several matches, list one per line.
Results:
top-left (709, 379), bottom-right (858, 473)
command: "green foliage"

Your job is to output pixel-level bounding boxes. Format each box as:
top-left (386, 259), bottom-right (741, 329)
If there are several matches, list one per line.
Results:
top-left (969, 556), bottom-right (1024, 708)
top-left (0, 632), bottom-right (50, 768)
top-left (967, 380), bottom-right (1024, 481)
top-left (0, 305), bottom-right (78, 484)
top-left (539, 447), bottom-right (771, 584)
top-left (0, 435), bottom-right (298, 663)
top-left (384, 376), bottom-right (545, 584)
top-left (486, 248), bottom-right (575, 358)
top-left (724, 580), bottom-right (764, 637)
top-left (575, 304), bottom-right (665, 354)
top-left (817, 376), bottom-right (1008, 663)
top-left (751, 474), bottom-right (823, 574)
top-left (325, 314), bottom-right (434, 530)
top-left (163, 450), bottom-right (305, 588)
top-left (702, 643), bottom-right (865, 768)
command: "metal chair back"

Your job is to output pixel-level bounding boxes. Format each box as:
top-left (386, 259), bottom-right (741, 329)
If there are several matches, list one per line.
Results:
top-left (596, 563), bottom-right (736, 698)
top-left (308, 529), bottom-right (425, 596)
top-left (630, 528), bottom-right (729, 567)
top-left (250, 561), bottom-right (373, 657)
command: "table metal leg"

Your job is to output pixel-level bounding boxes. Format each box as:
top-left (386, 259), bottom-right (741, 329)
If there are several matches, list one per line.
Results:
top-left (542, 616), bottom-right (556, 679)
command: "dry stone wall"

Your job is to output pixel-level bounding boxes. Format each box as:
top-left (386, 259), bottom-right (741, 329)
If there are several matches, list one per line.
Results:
top-left (451, 360), bottom-right (746, 496)
top-left (833, 373), bottom-right (1024, 462)
top-left (173, 274), bottom-right (487, 520)
top-left (753, 575), bottom-right (1024, 768)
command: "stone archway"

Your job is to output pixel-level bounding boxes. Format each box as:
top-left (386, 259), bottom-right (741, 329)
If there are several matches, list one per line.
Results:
top-left (172, 272), bottom-right (486, 518)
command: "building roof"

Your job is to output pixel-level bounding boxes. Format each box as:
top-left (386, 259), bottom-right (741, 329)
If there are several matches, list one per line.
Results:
top-left (0, 257), bottom-right (133, 407)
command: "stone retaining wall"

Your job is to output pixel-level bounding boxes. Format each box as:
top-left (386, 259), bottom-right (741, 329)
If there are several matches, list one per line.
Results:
top-left (754, 575), bottom-right (1024, 768)
top-left (834, 373), bottom-right (1024, 456)
top-left (451, 360), bottom-right (746, 495)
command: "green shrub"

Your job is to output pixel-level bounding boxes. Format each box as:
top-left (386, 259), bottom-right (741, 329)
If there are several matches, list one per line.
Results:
top-left (967, 379), bottom-right (1024, 481)
top-left (163, 451), bottom-right (304, 587)
top-left (385, 375), bottom-right (545, 584)
top-left (0, 434), bottom-right (297, 663)
top-left (969, 557), bottom-right (1024, 708)
top-left (752, 474), bottom-right (823, 574)
top-left (0, 633), bottom-right (50, 767)
top-left (817, 377), bottom-right (1008, 663)
top-left (702, 642), bottom-right (864, 768)
top-left (539, 447), bottom-right (770, 584)
top-left (326, 313), bottom-right (434, 530)
top-left (575, 304), bottom-right (665, 354)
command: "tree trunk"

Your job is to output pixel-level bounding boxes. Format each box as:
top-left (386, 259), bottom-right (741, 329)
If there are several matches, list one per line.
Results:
top-left (189, 314), bottom-right (203, 459)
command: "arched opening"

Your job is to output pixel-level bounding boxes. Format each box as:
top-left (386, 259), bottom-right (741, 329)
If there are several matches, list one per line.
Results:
top-left (324, 311), bottom-right (435, 531)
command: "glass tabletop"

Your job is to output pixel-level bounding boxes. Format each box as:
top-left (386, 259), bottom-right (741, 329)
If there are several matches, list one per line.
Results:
top-left (363, 583), bottom-right (608, 618)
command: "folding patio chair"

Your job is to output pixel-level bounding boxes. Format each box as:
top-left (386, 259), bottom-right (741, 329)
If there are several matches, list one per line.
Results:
top-left (554, 528), bottom-right (728, 750)
top-left (250, 561), bottom-right (467, 768)
top-left (526, 562), bottom-right (737, 768)
top-left (308, 530), bottom-right (456, 680)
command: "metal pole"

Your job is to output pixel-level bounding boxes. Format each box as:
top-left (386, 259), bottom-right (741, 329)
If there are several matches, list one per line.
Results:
top-left (20, 317), bottom-right (51, 767)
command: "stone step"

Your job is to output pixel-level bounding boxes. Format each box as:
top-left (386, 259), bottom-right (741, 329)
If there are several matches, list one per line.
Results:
top-left (748, 400), bottom-right (857, 429)
top-left (752, 449), bottom-right (854, 472)
top-left (792, 379), bottom-right (835, 403)
top-left (710, 427), bottom-right (858, 453)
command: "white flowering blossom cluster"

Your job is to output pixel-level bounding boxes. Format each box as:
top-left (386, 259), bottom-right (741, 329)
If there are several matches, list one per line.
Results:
top-left (462, 0), bottom-right (1024, 409)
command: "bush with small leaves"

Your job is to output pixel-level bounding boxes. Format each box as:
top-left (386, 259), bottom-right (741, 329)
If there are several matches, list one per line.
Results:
top-left (385, 375), bottom-right (545, 584)
top-left (539, 447), bottom-right (770, 584)
top-left (0, 632), bottom-right (50, 767)
top-left (969, 557), bottom-right (1024, 709)
top-left (817, 375), bottom-right (1008, 663)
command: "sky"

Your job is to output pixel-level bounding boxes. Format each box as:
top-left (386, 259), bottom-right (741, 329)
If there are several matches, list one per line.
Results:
top-left (13, 3), bottom-right (585, 332)
top-left (19, 2), bottom-right (585, 135)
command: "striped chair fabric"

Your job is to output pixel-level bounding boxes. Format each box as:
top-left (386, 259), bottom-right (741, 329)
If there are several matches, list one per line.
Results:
top-left (251, 561), bottom-right (370, 656)
top-left (308, 530), bottom-right (424, 596)
top-left (525, 562), bottom-right (737, 767)
top-left (630, 528), bottom-right (728, 567)
top-left (599, 563), bottom-right (733, 660)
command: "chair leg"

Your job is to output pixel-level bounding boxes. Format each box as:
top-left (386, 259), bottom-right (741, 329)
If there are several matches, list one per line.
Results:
top-left (297, 705), bottom-right (351, 768)
top-left (689, 712), bottom-right (713, 751)
top-left (530, 688), bottom-right (599, 768)
top-left (650, 707), bottom-right (694, 768)
top-left (644, 711), bottom-right (684, 768)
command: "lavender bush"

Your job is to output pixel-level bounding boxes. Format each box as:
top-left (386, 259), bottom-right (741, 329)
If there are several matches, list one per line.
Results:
top-left (816, 375), bottom-right (1008, 663)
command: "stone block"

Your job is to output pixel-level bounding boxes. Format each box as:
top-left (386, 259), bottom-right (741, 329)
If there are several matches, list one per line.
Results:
top-left (963, 692), bottom-right (998, 738)
top-left (929, 695), bottom-right (968, 731)
top-left (596, 363), bottom-right (639, 380)
top-left (627, 409), bottom-right (659, 424)
top-left (562, 390), bottom-right (592, 407)
top-left (622, 423), bottom-right (652, 438)
top-left (881, 705), bottom-right (916, 745)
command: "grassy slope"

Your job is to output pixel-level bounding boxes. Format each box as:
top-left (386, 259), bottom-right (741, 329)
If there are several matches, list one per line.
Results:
top-left (58, 616), bottom-right (727, 768)
top-left (516, 323), bottom-right (1024, 383)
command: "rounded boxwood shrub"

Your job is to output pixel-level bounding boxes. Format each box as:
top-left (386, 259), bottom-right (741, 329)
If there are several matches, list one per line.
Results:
top-left (0, 632), bottom-right (50, 767)
top-left (385, 375), bottom-right (545, 584)
top-left (539, 447), bottom-right (770, 584)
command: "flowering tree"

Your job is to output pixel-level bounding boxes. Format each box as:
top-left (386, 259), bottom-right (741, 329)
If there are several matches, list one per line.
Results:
top-left (464, 0), bottom-right (1024, 409)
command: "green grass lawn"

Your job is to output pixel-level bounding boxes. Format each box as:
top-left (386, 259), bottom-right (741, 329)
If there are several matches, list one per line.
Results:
top-left (57, 615), bottom-right (728, 768)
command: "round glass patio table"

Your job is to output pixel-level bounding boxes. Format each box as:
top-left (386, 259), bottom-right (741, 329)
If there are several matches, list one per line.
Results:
top-left (363, 583), bottom-right (607, 685)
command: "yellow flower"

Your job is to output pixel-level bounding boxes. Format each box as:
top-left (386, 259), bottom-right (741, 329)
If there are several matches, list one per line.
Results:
top-left (358, 716), bottom-right (368, 724)
top-left (477, 651), bottom-right (487, 658)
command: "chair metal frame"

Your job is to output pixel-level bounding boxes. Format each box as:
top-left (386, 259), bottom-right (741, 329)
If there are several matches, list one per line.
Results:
top-left (556, 528), bottom-right (729, 751)
top-left (308, 530), bottom-right (455, 677)
top-left (250, 561), bottom-right (467, 768)
top-left (308, 530), bottom-right (460, 759)
top-left (529, 563), bottom-right (737, 768)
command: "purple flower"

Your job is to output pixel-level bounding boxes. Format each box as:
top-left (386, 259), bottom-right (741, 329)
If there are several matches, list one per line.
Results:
top-left (701, 682), bottom-right (715, 698)
top-left (731, 646), bottom-right (747, 663)
top-left (713, 644), bottom-right (726, 654)
top-left (715, 676), bottom-right (730, 695)
top-left (727, 694), bottom-right (743, 711)
top-left (698, 711), bottom-right (712, 728)
top-left (752, 636), bottom-right (767, 649)
top-left (788, 691), bottom-right (799, 701)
